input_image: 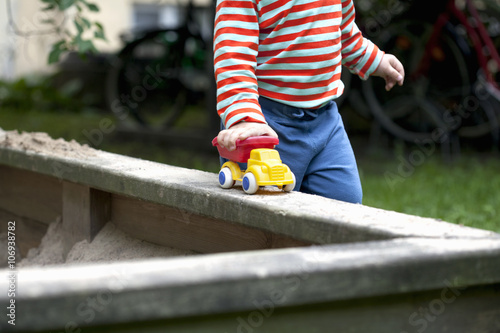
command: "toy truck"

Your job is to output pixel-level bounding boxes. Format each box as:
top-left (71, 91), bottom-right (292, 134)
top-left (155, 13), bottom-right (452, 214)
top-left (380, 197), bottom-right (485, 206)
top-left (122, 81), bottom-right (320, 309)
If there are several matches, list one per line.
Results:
top-left (212, 136), bottom-right (296, 194)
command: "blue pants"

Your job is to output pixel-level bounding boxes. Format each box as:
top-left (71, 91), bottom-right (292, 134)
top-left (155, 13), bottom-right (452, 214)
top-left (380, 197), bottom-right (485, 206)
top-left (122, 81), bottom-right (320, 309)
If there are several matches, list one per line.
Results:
top-left (259, 97), bottom-right (362, 203)
top-left (220, 97), bottom-right (362, 204)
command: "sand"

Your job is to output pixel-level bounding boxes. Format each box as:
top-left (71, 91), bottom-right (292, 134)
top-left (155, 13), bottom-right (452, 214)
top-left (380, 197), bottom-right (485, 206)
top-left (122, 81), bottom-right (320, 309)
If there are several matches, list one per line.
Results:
top-left (0, 129), bottom-right (97, 159)
top-left (18, 219), bottom-right (66, 267)
top-left (0, 128), bottom-right (196, 267)
top-left (66, 222), bottom-right (197, 264)
top-left (17, 220), bottom-right (196, 268)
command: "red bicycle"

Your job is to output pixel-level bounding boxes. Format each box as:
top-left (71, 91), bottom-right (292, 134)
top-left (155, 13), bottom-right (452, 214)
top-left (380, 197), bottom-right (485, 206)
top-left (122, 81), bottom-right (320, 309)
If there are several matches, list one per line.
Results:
top-left (361, 0), bottom-right (500, 144)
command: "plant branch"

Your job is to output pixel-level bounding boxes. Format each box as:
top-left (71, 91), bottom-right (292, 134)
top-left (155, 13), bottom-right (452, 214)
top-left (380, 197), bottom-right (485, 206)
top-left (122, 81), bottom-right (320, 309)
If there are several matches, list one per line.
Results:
top-left (6, 0), bottom-right (67, 37)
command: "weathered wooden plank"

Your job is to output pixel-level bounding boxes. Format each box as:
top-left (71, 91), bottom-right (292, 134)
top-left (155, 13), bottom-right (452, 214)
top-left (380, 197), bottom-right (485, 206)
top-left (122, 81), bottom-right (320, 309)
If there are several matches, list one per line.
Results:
top-left (62, 182), bottom-right (111, 256)
top-left (0, 208), bottom-right (48, 257)
top-left (64, 284), bottom-right (500, 333)
top-left (7, 238), bottom-right (500, 333)
top-left (0, 165), bottom-right (62, 224)
top-left (1, 135), bottom-right (499, 245)
top-left (112, 194), bottom-right (311, 253)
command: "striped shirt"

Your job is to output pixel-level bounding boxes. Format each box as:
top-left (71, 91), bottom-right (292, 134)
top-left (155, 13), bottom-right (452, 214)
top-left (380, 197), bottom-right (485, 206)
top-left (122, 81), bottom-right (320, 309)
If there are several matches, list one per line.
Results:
top-left (214, 0), bottom-right (384, 128)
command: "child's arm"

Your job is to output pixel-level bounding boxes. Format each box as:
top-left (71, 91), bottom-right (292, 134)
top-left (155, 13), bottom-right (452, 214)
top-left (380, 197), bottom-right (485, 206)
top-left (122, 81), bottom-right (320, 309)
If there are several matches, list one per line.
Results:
top-left (339, 0), bottom-right (404, 90)
top-left (340, 0), bottom-right (384, 79)
top-left (213, 0), bottom-right (273, 151)
top-left (371, 54), bottom-right (405, 91)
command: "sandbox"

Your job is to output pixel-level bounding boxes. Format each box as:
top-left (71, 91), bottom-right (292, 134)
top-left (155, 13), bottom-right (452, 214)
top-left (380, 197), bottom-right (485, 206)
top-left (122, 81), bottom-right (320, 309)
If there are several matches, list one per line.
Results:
top-left (1, 129), bottom-right (499, 333)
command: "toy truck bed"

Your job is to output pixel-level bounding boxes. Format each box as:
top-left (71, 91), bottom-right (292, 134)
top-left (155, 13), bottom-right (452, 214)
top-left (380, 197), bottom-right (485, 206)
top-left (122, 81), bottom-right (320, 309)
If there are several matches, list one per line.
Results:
top-left (211, 136), bottom-right (279, 163)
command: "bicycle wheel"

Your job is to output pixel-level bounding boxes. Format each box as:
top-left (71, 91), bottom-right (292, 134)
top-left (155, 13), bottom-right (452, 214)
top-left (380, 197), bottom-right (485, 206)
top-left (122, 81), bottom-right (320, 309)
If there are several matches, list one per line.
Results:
top-left (106, 29), bottom-right (209, 130)
top-left (459, 75), bottom-right (500, 141)
top-left (475, 0), bottom-right (500, 103)
top-left (362, 20), bottom-right (472, 142)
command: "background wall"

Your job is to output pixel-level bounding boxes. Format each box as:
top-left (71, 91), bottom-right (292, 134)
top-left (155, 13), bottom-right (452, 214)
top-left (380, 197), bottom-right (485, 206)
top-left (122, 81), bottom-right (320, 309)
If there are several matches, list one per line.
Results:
top-left (0, 0), bottom-right (211, 79)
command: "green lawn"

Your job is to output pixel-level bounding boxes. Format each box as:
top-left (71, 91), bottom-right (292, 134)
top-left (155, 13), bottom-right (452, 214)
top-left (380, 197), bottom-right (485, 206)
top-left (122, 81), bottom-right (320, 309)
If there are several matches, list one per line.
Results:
top-left (359, 151), bottom-right (500, 233)
top-left (0, 109), bottom-right (107, 143)
top-left (0, 108), bottom-right (221, 172)
top-left (1, 107), bottom-right (499, 233)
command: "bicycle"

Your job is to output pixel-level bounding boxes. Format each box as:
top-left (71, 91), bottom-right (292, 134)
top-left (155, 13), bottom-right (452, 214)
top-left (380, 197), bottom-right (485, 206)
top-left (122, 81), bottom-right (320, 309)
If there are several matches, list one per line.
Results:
top-left (106, 0), bottom-right (213, 131)
top-left (360, 0), bottom-right (500, 145)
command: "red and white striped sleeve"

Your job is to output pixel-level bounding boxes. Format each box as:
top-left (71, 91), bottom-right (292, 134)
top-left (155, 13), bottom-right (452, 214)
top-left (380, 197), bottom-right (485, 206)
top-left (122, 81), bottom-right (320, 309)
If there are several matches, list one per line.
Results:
top-left (213, 0), bottom-right (266, 129)
top-left (340, 0), bottom-right (384, 79)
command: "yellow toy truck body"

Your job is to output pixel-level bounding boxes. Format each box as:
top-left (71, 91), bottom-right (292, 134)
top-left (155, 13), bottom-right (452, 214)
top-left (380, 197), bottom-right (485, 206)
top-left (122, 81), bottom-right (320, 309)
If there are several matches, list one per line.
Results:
top-left (213, 136), bottom-right (296, 194)
top-left (219, 149), bottom-right (295, 194)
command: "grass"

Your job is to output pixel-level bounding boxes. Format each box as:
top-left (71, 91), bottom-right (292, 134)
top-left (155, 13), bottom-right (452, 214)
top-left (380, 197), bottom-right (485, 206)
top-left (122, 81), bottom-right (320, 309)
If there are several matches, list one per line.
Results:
top-left (358, 148), bottom-right (500, 233)
top-left (1, 107), bottom-right (499, 233)
top-left (0, 107), bottom-right (221, 172)
top-left (0, 109), bottom-right (106, 143)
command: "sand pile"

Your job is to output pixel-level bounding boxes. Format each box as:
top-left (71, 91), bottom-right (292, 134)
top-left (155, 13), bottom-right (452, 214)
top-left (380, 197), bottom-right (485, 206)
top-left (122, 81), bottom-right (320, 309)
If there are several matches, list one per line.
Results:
top-left (18, 220), bottom-right (196, 268)
top-left (0, 129), bottom-right (97, 159)
top-left (0, 128), bottom-right (196, 268)
top-left (19, 220), bottom-right (66, 267)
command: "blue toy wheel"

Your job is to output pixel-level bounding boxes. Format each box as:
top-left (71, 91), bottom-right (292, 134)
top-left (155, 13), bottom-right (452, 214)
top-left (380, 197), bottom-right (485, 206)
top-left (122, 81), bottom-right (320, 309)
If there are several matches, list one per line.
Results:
top-left (219, 167), bottom-right (235, 189)
top-left (242, 172), bottom-right (259, 194)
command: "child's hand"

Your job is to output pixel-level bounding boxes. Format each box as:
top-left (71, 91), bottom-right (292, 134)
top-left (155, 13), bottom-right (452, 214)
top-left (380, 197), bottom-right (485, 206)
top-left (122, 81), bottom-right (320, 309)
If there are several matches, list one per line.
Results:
top-left (217, 122), bottom-right (278, 151)
top-left (372, 54), bottom-right (405, 91)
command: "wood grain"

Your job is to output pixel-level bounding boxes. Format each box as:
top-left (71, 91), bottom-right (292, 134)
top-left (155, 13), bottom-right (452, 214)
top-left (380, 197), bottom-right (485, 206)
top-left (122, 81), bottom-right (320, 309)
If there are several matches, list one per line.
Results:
top-left (111, 194), bottom-right (311, 253)
top-left (0, 165), bottom-right (62, 224)
top-left (62, 182), bottom-right (111, 256)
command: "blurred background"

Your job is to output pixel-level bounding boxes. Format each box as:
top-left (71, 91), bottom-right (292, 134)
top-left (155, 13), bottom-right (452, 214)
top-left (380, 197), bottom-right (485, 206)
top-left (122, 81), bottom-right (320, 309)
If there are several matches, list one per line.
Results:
top-left (0, 0), bottom-right (499, 233)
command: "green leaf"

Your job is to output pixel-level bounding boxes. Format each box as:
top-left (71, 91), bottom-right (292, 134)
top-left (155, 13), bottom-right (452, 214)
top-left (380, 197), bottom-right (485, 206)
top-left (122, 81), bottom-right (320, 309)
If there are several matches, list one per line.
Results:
top-left (44, 0), bottom-right (104, 65)
top-left (74, 19), bottom-right (84, 34)
top-left (63, 28), bottom-right (74, 37)
top-left (81, 17), bottom-right (91, 29)
top-left (58, 0), bottom-right (76, 10)
top-left (41, 4), bottom-right (56, 11)
top-left (48, 41), bottom-right (68, 64)
top-left (94, 30), bottom-right (106, 40)
top-left (40, 0), bottom-right (57, 5)
top-left (75, 36), bottom-right (98, 54)
top-left (94, 22), bottom-right (106, 40)
top-left (85, 2), bottom-right (99, 12)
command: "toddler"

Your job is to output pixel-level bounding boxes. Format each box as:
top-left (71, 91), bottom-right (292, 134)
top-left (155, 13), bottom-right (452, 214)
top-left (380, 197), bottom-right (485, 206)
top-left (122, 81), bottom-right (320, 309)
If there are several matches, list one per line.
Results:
top-left (214, 0), bottom-right (405, 203)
